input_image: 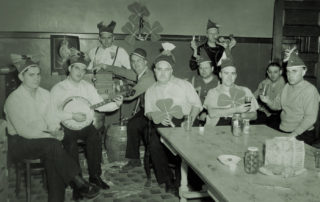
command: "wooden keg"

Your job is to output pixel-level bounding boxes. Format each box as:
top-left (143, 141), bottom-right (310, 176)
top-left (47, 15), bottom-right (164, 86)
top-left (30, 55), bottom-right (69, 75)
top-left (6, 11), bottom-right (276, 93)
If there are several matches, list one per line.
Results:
top-left (105, 123), bottom-right (127, 163)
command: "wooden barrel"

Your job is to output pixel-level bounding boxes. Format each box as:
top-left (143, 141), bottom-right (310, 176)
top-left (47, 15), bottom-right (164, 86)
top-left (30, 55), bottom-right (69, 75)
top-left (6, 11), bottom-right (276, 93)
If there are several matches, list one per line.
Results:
top-left (105, 123), bottom-right (127, 162)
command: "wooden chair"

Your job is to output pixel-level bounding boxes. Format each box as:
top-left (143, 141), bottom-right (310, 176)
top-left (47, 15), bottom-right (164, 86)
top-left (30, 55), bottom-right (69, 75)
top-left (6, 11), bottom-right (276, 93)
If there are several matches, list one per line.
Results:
top-left (15, 159), bottom-right (46, 202)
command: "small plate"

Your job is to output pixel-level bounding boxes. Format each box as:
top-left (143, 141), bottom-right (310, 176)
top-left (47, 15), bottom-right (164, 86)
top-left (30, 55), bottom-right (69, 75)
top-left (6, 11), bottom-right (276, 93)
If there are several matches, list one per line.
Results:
top-left (218, 155), bottom-right (241, 167)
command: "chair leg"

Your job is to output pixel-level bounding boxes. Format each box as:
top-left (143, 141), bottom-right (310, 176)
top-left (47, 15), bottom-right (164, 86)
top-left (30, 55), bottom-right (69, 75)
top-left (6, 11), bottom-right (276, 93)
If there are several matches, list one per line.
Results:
top-left (42, 170), bottom-right (47, 191)
top-left (25, 162), bottom-right (31, 202)
top-left (144, 120), bottom-right (152, 187)
top-left (15, 163), bottom-right (21, 196)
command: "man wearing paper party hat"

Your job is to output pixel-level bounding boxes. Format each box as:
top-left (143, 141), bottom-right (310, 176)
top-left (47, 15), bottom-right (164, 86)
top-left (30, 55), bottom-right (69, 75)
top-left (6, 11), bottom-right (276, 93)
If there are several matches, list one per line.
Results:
top-left (144, 42), bottom-right (202, 194)
top-left (260, 47), bottom-right (319, 145)
top-left (191, 50), bottom-right (219, 125)
top-left (49, 50), bottom-right (123, 199)
top-left (204, 57), bottom-right (259, 126)
top-left (5, 54), bottom-right (100, 201)
top-left (87, 20), bottom-right (131, 71)
top-left (189, 19), bottom-right (236, 73)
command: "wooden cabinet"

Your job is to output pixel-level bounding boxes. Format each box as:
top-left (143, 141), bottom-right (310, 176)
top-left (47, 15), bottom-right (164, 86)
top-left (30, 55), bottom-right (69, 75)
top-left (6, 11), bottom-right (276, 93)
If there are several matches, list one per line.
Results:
top-left (0, 68), bottom-right (20, 119)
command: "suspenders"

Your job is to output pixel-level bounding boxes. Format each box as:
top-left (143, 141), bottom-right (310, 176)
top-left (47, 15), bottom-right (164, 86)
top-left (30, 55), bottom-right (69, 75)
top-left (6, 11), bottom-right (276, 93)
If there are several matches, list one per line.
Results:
top-left (93, 46), bottom-right (119, 67)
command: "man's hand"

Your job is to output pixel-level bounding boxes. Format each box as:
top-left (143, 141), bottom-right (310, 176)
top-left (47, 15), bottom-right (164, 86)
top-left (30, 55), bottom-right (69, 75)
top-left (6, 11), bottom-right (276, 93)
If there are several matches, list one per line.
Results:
top-left (161, 115), bottom-right (173, 127)
top-left (259, 95), bottom-right (271, 105)
top-left (198, 112), bottom-right (207, 121)
top-left (92, 64), bottom-right (107, 72)
top-left (235, 104), bottom-right (251, 113)
top-left (72, 112), bottom-right (86, 122)
top-left (113, 95), bottom-right (123, 107)
top-left (44, 129), bottom-right (65, 141)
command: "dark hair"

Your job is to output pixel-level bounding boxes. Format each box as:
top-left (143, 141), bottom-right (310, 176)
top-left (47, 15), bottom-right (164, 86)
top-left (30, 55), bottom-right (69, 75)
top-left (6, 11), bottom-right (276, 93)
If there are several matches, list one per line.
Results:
top-left (267, 62), bottom-right (281, 71)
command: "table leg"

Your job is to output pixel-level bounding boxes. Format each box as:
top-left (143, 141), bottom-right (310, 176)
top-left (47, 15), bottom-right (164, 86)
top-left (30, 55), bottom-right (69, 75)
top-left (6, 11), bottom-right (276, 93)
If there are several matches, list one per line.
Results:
top-left (179, 160), bottom-right (189, 202)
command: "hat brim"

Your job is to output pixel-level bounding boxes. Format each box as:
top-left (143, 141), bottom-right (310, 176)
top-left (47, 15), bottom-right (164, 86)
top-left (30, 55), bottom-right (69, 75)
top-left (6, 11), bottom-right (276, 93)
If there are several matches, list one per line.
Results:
top-left (131, 52), bottom-right (145, 59)
top-left (18, 64), bottom-right (39, 76)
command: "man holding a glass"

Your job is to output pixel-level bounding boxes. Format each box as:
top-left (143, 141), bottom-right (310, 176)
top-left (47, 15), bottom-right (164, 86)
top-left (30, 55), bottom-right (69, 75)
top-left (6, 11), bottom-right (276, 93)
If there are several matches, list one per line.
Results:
top-left (253, 62), bottom-right (286, 129)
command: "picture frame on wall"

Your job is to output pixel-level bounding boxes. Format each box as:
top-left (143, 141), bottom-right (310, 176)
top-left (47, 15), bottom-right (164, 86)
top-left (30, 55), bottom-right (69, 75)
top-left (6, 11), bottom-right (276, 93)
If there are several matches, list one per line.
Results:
top-left (50, 35), bottom-right (80, 75)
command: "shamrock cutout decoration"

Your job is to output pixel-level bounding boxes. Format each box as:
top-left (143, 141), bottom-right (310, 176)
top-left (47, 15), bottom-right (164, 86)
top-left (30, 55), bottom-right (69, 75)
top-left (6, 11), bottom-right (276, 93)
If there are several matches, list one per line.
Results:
top-left (150, 98), bottom-right (183, 127)
top-left (122, 2), bottom-right (163, 45)
top-left (217, 87), bottom-right (246, 107)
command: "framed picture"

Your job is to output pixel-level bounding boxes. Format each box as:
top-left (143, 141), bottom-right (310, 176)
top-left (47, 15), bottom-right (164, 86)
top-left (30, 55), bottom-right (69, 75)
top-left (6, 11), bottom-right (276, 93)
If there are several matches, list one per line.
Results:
top-left (50, 35), bottom-right (80, 75)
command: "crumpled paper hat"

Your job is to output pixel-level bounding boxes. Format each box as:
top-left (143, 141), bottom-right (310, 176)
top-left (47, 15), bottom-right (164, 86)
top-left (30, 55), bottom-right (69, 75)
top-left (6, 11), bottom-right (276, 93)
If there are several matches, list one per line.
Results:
top-left (97, 21), bottom-right (116, 34)
top-left (131, 48), bottom-right (147, 59)
top-left (207, 19), bottom-right (220, 30)
top-left (220, 58), bottom-right (235, 69)
top-left (69, 50), bottom-right (89, 67)
top-left (10, 54), bottom-right (39, 74)
top-left (154, 42), bottom-right (176, 67)
top-left (198, 51), bottom-right (211, 65)
top-left (284, 47), bottom-right (306, 68)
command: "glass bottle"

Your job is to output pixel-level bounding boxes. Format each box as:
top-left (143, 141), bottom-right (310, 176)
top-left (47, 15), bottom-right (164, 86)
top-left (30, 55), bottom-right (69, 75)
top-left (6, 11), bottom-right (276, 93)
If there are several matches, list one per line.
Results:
top-left (232, 113), bottom-right (242, 136)
top-left (244, 147), bottom-right (260, 174)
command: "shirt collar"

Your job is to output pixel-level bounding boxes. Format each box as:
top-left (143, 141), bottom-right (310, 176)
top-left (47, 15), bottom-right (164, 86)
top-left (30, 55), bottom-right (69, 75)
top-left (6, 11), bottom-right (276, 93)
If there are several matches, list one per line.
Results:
top-left (137, 67), bottom-right (148, 80)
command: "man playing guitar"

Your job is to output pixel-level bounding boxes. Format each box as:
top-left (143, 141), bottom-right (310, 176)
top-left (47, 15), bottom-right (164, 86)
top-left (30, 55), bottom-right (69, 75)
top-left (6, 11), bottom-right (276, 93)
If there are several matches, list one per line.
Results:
top-left (49, 51), bottom-right (123, 200)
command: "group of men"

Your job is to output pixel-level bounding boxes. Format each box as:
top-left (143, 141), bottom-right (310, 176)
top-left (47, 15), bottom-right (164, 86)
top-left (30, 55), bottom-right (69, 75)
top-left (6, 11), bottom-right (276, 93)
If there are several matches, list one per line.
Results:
top-left (4, 19), bottom-right (320, 202)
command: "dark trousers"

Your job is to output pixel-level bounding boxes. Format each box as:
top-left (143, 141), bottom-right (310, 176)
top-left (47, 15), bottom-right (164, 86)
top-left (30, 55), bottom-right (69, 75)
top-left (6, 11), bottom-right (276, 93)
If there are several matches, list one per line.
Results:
top-left (149, 119), bottom-right (182, 184)
top-left (280, 128), bottom-right (317, 146)
top-left (8, 135), bottom-right (80, 202)
top-left (62, 124), bottom-right (102, 177)
top-left (125, 110), bottom-right (148, 159)
top-left (253, 110), bottom-right (281, 130)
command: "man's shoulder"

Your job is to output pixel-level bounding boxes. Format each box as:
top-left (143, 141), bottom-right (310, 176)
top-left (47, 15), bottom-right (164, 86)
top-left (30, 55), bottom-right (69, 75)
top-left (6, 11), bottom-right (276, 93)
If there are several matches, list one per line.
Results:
top-left (302, 80), bottom-right (319, 94)
top-left (51, 80), bottom-right (67, 92)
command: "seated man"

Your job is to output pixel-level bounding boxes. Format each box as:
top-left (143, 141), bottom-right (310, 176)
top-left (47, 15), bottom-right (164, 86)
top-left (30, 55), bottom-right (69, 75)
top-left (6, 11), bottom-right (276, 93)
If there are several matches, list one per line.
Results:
top-left (260, 49), bottom-right (319, 145)
top-left (105, 48), bottom-right (156, 170)
top-left (145, 43), bottom-right (202, 194)
top-left (204, 58), bottom-right (259, 126)
top-left (191, 51), bottom-right (219, 125)
top-left (4, 55), bottom-right (99, 202)
top-left (253, 62), bottom-right (285, 129)
top-left (88, 20), bottom-right (130, 71)
top-left (49, 52), bottom-right (123, 195)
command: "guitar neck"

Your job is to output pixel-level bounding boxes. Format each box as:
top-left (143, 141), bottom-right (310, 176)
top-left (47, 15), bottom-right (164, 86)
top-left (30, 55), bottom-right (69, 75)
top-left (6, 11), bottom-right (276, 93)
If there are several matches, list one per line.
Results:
top-left (90, 99), bottom-right (112, 110)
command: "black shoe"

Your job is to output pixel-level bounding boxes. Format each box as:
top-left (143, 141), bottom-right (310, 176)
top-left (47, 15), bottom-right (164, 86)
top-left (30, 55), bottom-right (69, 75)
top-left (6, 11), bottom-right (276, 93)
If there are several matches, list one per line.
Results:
top-left (165, 179), bottom-right (179, 197)
top-left (71, 176), bottom-right (100, 200)
top-left (89, 176), bottom-right (110, 190)
top-left (122, 159), bottom-right (142, 171)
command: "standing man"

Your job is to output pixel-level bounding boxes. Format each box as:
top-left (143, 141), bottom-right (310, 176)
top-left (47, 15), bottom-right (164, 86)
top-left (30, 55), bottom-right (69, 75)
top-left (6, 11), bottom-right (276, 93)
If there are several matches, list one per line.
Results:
top-left (105, 48), bottom-right (156, 170)
top-left (189, 19), bottom-right (236, 73)
top-left (5, 55), bottom-right (99, 202)
top-left (191, 51), bottom-right (219, 125)
top-left (253, 62), bottom-right (285, 129)
top-left (260, 49), bottom-right (319, 145)
top-left (204, 58), bottom-right (259, 126)
top-left (88, 20), bottom-right (131, 71)
top-left (49, 52), bottom-right (123, 195)
top-left (145, 43), bottom-right (202, 194)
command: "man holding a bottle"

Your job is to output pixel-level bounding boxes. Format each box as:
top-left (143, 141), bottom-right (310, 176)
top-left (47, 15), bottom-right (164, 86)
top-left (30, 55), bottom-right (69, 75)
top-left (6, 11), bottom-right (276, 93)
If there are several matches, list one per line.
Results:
top-left (253, 62), bottom-right (285, 129)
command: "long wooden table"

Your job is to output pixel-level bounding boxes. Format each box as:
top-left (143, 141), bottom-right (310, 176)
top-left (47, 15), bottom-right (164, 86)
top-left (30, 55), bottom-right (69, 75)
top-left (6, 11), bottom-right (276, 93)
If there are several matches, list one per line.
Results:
top-left (158, 125), bottom-right (320, 202)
